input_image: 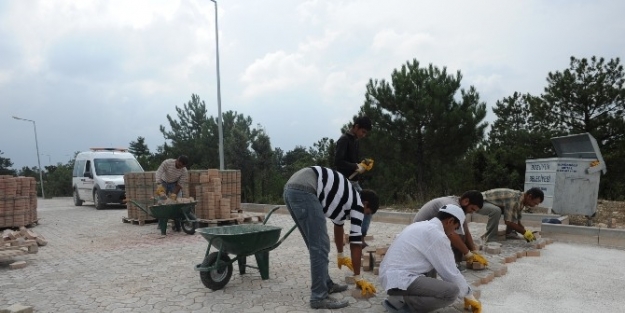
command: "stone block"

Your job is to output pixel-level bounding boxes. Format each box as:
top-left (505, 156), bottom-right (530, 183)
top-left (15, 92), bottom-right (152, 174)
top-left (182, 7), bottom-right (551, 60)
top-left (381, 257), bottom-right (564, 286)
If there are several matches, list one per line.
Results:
top-left (9, 261), bottom-right (27, 270)
top-left (3, 303), bottom-right (34, 313)
top-left (526, 250), bottom-right (541, 257)
top-left (345, 275), bottom-right (356, 284)
top-left (376, 246), bottom-right (389, 255)
top-left (504, 254), bottom-right (517, 263)
top-left (351, 288), bottom-right (375, 299)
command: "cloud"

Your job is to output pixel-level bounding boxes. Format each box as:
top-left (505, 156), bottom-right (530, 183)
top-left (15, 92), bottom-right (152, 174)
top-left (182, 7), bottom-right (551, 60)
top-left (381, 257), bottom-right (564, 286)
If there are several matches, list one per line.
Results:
top-left (240, 51), bottom-right (319, 98)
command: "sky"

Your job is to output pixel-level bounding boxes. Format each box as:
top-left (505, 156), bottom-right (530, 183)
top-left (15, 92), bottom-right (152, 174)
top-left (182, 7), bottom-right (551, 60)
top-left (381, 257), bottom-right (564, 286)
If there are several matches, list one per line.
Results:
top-left (1, 0), bottom-right (624, 170)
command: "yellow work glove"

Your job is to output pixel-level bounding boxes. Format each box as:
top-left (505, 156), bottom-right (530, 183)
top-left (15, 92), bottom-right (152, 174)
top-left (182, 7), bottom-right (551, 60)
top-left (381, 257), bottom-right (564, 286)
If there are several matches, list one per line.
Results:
top-left (354, 275), bottom-right (376, 296)
top-left (464, 295), bottom-right (482, 313)
top-left (337, 252), bottom-right (354, 271)
top-left (155, 185), bottom-right (166, 196)
top-left (465, 251), bottom-right (488, 266)
top-left (523, 230), bottom-right (536, 242)
top-left (169, 194), bottom-right (177, 201)
top-left (360, 158), bottom-right (374, 171)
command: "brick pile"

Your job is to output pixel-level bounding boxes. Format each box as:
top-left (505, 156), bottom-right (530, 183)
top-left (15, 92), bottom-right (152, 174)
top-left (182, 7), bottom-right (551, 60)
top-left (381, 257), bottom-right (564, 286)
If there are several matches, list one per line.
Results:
top-left (0, 176), bottom-right (38, 228)
top-left (188, 169), bottom-right (241, 220)
top-left (124, 169), bottom-right (242, 222)
top-left (1, 227), bottom-right (47, 268)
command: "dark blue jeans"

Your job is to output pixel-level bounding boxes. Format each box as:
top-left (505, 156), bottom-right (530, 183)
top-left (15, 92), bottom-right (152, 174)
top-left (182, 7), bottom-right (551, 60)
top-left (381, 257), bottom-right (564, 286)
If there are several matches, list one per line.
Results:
top-left (283, 186), bottom-right (335, 302)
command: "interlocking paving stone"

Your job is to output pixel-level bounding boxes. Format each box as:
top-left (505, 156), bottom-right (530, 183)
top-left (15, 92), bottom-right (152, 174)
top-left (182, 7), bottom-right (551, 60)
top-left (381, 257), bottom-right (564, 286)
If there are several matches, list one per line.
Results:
top-left (0, 198), bottom-right (549, 312)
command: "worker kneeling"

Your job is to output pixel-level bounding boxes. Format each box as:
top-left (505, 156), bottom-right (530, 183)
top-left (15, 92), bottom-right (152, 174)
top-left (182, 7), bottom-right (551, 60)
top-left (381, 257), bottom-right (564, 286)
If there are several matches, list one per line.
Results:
top-left (379, 205), bottom-right (482, 313)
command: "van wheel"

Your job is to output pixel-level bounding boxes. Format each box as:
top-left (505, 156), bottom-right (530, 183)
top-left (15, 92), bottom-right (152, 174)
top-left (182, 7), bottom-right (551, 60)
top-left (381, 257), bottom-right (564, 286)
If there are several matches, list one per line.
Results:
top-left (94, 191), bottom-right (106, 210)
top-left (73, 189), bottom-right (83, 206)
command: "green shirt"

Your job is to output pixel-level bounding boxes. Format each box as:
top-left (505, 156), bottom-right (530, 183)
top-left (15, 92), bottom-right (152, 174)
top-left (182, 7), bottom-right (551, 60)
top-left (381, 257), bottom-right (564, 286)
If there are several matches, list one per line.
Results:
top-left (482, 188), bottom-right (524, 223)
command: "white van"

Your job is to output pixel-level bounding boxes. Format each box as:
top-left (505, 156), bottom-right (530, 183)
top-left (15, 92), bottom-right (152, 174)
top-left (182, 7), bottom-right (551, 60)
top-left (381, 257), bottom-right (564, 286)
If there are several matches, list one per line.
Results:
top-left (72, 148), bottom-right (144, 209)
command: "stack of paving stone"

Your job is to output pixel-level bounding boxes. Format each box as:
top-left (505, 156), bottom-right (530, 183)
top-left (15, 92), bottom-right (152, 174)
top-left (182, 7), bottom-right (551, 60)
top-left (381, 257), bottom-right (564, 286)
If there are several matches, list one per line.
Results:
top-left (0, 176), bottom-right (37, 228)
top-left (124, 169), bottom-right (242, 223)
top-left (188, 169), bottom-right (241, 220)
top-left (124, 171), bottom-right (158, 221)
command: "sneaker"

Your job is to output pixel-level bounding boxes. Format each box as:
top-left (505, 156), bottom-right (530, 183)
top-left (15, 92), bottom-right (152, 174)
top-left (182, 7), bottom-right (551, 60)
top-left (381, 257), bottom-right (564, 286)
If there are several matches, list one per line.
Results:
top-left (382, 299), bottom-right (410, 313)
top-left (310, 296), bottom-right (349, 309)
top-left (328, 283), bottom-right (348, 294)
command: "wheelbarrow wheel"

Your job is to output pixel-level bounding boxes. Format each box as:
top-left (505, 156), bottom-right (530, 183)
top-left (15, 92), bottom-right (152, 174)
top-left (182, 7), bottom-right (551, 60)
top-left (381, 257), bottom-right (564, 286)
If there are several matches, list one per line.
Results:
top-left (181, 220), bottom-right (196, 235)
top-left (200, 252), bottom-right (233, 290)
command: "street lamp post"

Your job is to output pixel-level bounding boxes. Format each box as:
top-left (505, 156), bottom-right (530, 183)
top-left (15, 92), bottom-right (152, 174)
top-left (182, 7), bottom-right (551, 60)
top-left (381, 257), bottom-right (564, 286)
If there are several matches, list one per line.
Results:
top-left (210, 0), bottom-right (225, 170)
top-left (12, 116), bottom-right (45, 198)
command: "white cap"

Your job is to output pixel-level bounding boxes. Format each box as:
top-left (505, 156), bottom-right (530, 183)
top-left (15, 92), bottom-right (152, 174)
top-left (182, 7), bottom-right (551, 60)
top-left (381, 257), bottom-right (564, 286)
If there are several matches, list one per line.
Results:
top-left (439, 204), bottom-right (465, 225)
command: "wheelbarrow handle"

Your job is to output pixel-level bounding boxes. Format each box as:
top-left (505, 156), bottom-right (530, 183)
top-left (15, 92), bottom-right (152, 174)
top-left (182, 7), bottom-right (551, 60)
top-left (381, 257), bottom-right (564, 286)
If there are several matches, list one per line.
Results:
top-left (262, 206), bottom-right (283, 225)
top-left (126, 199), bottom-right (150, 215)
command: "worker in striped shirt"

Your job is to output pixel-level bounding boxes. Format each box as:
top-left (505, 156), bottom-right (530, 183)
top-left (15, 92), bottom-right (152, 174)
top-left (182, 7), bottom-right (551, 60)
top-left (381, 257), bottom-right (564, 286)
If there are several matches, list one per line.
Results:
top-left (283, 166), bottom-right (380, 310)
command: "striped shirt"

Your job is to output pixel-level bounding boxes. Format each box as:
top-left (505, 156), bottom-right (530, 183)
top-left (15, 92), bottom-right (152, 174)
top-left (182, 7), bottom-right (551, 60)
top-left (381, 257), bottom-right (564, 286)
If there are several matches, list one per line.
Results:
top-left (482, 188), bottom-right (524, 223)
top-left (310, 166), bottom-right (366, 244)
top-left (155, 159), bottom-right (188, 185)
top-left (379, 218), bottom-right (472, 297)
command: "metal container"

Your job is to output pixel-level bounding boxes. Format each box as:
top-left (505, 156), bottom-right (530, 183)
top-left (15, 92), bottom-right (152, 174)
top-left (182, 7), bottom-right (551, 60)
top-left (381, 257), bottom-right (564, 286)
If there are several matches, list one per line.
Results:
top-left (524, 133), bottom-right (606, 216)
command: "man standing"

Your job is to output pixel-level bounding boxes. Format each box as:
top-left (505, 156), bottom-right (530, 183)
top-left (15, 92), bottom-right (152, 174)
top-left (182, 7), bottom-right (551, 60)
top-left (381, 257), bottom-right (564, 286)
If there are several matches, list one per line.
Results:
top-left (413, 191), bottom-right (488, 268)
top-left (155, 155), bottom-right (189, 232)
top-left (283, 166), bottom-right (379, 309)
top-left (155, 155), bottom-right (189, 198)
top-left (334, 115), bottom-right (374, 246)
top-left (380, 205), bottom-right (482, 313)
top-left (480, 187), bottom-right (544, 242)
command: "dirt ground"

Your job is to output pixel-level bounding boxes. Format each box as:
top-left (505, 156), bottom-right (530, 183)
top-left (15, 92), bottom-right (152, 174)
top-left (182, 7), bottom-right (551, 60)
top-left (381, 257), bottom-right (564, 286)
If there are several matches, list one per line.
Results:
top-left (566, 199), bottom-right (625, 228)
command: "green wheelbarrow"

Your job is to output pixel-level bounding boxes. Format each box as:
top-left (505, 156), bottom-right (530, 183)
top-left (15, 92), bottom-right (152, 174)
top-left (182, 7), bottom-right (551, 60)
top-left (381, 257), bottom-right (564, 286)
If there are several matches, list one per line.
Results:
top-left (194, 206), bottom-right (297, 290)
top-left (128, 199), bottom-right (199, 235)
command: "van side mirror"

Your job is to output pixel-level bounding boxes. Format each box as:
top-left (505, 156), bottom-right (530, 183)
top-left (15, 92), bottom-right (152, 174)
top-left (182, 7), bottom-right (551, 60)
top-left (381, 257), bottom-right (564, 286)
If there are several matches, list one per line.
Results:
top-left (84, 172), bottom-right (93, 179)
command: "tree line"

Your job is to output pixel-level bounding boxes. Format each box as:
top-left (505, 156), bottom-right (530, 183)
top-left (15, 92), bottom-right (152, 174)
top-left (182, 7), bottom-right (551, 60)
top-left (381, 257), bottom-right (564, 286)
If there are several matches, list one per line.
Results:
top-left (2, 55), bottom-right (624, 204)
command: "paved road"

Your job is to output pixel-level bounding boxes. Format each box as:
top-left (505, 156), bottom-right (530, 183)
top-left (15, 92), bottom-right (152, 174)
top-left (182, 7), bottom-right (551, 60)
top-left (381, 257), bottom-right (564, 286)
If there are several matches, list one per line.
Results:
top-left (0, 198), bottom-right (559, 313)
top-left (0, 198), bottom-right (405, 312)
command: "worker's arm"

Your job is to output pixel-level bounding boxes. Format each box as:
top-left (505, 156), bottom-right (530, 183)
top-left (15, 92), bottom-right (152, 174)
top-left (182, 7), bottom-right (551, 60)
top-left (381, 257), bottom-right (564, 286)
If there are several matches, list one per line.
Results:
top-left (334, 224), bottom-right (345, 252)
top-left (448, 232), bottom-right (470, 256)
top-left (504, 220), bottom-right (526, 234)
top-left (349, 243), bottom-right (363, 276)
top-left (463, 223), bottom-right (477, 252)
top-left (155, 161), bottom-right (165, 183)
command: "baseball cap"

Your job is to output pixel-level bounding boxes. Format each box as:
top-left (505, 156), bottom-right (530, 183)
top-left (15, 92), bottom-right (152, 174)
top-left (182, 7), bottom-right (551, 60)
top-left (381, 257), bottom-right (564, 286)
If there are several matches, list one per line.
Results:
top-left (439, 204), bottom-right (465, 225)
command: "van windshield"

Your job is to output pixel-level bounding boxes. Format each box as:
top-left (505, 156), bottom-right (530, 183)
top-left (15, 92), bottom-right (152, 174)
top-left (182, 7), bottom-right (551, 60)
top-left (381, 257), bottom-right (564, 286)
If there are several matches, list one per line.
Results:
top-left (94, 158), bottom-right (143, 176)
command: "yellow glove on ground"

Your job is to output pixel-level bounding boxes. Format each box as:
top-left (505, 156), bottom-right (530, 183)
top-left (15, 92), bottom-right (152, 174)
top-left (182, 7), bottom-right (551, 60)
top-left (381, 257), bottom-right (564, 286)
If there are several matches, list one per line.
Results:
top-left (354, 275), bottom-right (376, 296)
top-left (169, 194), bottom-right (177, 201)
top-left (337, 252), bottom-right (354, 271)
top-left (155, 185), bottom-right (166, 196)
top-left (466, 251), bottom-right (489, 266)
top-left (464, 295), bottom-right (482, 313)
top-left (523, 230), bottom-right (536, 242)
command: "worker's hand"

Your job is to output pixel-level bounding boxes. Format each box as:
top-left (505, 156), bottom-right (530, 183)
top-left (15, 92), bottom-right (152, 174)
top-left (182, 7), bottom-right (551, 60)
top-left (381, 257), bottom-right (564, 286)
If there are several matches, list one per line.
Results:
top-left (464, 294), bottom-right (482, 313)
top-left (358, 159), bottom-right (374, 171)
top-left (169, 194), bottom-right (177, 201)
top-left (155, 185), bottom-right (166, 196)
top-left (337, 252), bottom-right (354, 271)
top-left (354, 275), bottom-right (376, 296)
top-left (465, 251), bottom-right (489, 266)
top-left (523, 230), bottom-right (536, 242)
top-left (356, 163), bottom-right (366, 174)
